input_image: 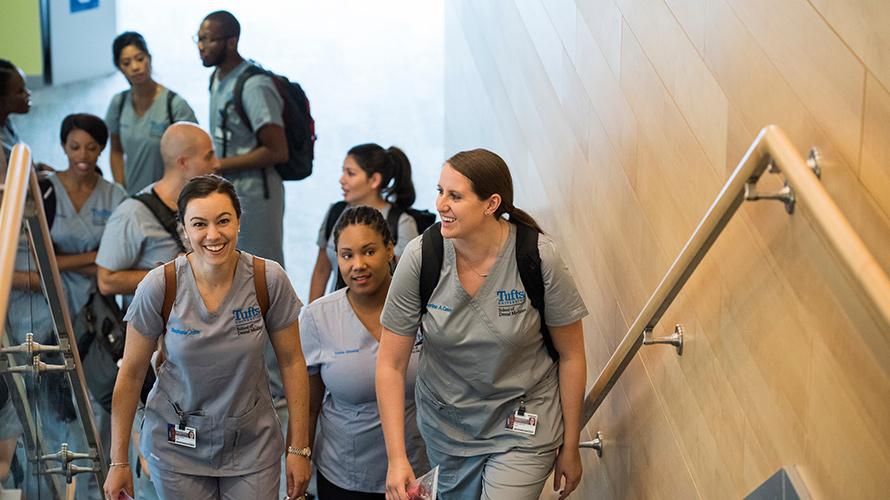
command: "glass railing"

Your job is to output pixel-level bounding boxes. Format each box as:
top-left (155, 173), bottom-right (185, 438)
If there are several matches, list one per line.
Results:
top-left (1, 143), bottom-right (107, 498)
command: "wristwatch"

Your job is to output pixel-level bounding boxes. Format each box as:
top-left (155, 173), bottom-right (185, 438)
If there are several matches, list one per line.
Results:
top-left (287, 446), bottom-right (312, 458)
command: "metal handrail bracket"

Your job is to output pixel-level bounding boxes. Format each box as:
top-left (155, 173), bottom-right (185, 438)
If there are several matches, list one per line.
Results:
top-left (582, 125), bottom-right (890, 425)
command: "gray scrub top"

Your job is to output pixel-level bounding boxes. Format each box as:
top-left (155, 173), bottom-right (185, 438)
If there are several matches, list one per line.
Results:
top-left (300, 288), bottom-right (427, 492)
top-left (381, 224), bottom-right (588, 456)
top-left (5, 174), bottom-right (126, 344)
top-left (106, 88), bottom-right (198, 195)
top-left (316, 202), bottom-right (419, 293)
top-left (95, 183), bottom-right (185, 307)
top-left (209, 60), bottom-right (285, 266)
top-left (125, 252), bottom-right (302, 476)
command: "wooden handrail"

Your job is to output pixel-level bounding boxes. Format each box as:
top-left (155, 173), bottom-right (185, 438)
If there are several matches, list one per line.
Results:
top-left (0, 143), bottom-right (33, 331)
top-left (582, 125), bottom-right (890, 425)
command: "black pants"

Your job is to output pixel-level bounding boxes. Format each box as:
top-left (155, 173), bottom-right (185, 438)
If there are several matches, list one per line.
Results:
top-left (316, 470), bottom-right (385, 500)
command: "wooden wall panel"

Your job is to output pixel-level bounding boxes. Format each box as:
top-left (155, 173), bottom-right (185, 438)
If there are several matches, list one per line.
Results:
top-left (809, 0), bottom-right (890, 93)
top-left (445, 0), bottom-right (890, 498)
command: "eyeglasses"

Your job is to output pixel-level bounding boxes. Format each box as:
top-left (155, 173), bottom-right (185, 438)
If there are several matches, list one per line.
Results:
top-left (192, 34), bottom-right (233, 45)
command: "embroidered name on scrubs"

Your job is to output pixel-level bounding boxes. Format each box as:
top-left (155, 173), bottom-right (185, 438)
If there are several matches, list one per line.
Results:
top-left (91, 207), bottom-right (113, 226)
top-left (232, 305), bottom-right (263, 335)
top-left (168, 318), bottom-right (200, 336)
top-left (496, 289), bottom-right (528, 317)
top-left (427, 303), bottom-right (452, 312)
top-left (333, 348), bottom-right (361, 356)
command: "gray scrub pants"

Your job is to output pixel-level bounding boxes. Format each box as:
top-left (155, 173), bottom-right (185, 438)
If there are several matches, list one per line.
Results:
top-left (148, 460), bottom-right (279, 500)
top-left (427, 446), bottom-right (558, 500)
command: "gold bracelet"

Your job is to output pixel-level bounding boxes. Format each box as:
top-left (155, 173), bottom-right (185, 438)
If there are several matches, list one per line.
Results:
top-left (109, 462), bottom-right (130, 468)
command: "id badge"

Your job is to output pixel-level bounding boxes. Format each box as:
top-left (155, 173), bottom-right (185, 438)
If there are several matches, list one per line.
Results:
top-left (167, 423), bottom-right (197, 448)
top-left (505, 410), bottom-right (538, 435)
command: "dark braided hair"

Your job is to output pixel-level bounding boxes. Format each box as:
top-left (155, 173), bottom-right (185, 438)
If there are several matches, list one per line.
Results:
top-left (332, 205), bottom-right (394, 251)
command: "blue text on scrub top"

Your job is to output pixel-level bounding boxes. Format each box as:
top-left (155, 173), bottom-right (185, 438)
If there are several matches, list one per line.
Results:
top-left (426, 303), bottom-right (452, 312)
top-left (496, 289), bottom-right (526, 305)
top-left (169, 326), bottom-right (200, 336)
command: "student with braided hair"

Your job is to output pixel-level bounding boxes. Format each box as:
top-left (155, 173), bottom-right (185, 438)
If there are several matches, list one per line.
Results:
top-left (300, 206), bottom-right (427, 499)
top-left (309, 143), bottom-right (419, 302)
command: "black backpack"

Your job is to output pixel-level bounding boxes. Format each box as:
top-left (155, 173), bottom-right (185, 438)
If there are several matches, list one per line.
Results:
top-left (322, 201), bottom-right (437, 244)
top-left (132, 189), bottom-right (186, 253)
top-left (419, 222), bottom-right (559, 362)
top-left (117, 89), bottom-right (177, 125)
top-left (217, 64), bottom-right (316, 181)
top-left (324, 201), bottom-right (437, 290)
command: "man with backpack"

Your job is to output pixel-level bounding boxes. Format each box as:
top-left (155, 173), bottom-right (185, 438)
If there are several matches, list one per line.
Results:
top-left (198, 10), bottom-right (315, 269)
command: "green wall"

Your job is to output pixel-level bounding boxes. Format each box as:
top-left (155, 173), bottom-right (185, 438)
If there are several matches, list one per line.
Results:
top-left (0, 0), bottom-right (43, 76)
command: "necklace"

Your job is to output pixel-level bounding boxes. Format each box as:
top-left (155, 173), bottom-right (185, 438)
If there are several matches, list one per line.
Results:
top-left (456, 221), bottom-right (504, 279)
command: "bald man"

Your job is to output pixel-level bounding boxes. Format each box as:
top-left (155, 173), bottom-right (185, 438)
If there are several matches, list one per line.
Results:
top-left (97, 122), bottom-right (219, 298)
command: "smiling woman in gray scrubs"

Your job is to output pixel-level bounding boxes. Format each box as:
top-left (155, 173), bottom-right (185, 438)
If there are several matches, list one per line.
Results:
top-left (103, 175), bottom-right (311, 500)
top-left (301, 206), bottom-right (428, 499)
top-left (377, 149), bottom-right (589, 500)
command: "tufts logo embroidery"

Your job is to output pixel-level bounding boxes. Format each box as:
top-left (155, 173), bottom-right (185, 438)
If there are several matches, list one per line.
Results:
top-left (232, 306), bottom-right (263, 335)
top-left (497, 289), bottom-right (528, 317)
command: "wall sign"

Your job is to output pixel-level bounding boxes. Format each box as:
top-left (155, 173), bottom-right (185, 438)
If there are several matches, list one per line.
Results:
top-left (70, 0), bottom-right (99, 13)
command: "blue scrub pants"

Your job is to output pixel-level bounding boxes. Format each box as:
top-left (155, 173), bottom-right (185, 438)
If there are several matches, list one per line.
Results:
top-left (426, 445), bottom-right (558, 500)
top-left (148, 460), bottom-right (279, 500)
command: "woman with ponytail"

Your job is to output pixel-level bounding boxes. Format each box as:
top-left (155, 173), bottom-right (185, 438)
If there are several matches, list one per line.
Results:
top-left (309, 143), bottom-right (419, 302)
top-left (376, 149), bottom-right (588, 499)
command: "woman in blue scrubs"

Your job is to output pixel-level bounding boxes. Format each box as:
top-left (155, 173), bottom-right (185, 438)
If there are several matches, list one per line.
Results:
top-left (301, 206), bottom-right (427, 499)
top-left (106, 32), bottom-right (198, 194)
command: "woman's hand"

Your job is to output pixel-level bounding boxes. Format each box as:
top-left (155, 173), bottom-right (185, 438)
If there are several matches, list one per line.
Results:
top-left (103, 465), bottom-right (134, 500)
top-left (552, 444), bottom-right (582, 499)
top-left (285, 454), bottom-right (310, 499)
top-left (385, 456), bottom-right (416, 500)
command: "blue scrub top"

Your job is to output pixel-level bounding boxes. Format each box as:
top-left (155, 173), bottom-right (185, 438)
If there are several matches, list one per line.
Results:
top-left (106, 88), bottom-right (198, 195)
top-left (301, 288), bottom-right (428, 492)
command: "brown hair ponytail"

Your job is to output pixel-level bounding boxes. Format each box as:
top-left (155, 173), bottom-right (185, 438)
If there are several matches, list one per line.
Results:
top-left (445, 148), bottom-right (543, 233)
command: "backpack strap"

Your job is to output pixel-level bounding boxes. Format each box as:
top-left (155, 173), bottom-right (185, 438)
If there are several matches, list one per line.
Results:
top-left (161, 261), bottom-right (177, 324)
top-left (386, 205), bottom-right (402, 243)
top-left (419, 223), bottom-right (444, 314)
top-left (328, 201), bottom-right (348, 291)
top-left (117, 90), bottom-right (130, 119)
top-left (324, 201), bottom-right (349, 243)
top-left (232, 65), bottom-right (266, 135)
top-left (514, 222), bottom-right (558, 361)
top-left (133, 190), bottom-right (186, 253)
top-left (37, 176), bottom-right (57, 230)
top-left (166, 90), bottom-right (177, 125)
top-left (253, 256), bottom-right (269, 319)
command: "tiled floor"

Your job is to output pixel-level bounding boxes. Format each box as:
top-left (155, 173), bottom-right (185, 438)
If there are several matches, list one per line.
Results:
top-left (12, 0), bottom-right (444, 298)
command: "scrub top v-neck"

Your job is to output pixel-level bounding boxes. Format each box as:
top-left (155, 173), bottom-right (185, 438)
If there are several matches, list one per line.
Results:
top-left (125, 252), bottom-right (302, 476)
top-left (382, 224), bottom-right (588, 456)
